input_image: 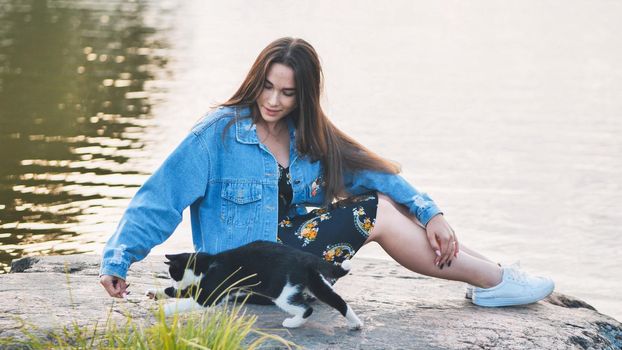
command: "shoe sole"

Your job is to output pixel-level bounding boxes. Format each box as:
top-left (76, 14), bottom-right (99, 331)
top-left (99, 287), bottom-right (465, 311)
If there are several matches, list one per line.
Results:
top-left (473, 285), bottom-right (554, 307)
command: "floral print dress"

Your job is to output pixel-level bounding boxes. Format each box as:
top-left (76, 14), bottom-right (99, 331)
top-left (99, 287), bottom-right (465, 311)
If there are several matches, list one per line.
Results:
top-left (276, 164), bottom-right (378, 266)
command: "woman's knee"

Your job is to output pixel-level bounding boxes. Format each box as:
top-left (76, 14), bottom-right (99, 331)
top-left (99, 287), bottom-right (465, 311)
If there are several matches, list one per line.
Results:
top-left (377, 193), bottom-right (409, 218)
top-left (368, 193), bottom-right (405, 242)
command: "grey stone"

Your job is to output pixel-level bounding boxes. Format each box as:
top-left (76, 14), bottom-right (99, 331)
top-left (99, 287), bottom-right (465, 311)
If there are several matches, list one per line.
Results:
top-left (9, 257), bottom-right (39, 273)
top-left (1, 255), bottom-right (621, 349)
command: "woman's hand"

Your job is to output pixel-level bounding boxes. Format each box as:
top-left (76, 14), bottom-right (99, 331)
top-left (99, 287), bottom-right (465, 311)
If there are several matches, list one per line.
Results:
top-left (425, 214), bottom-right (459, 269)
top-left (100, 274), bottom-right (129, 298)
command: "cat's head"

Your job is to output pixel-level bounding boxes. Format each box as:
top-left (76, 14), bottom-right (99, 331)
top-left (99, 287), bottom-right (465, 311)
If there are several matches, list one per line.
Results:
top-left (164, 253), bottom-right (202, 290)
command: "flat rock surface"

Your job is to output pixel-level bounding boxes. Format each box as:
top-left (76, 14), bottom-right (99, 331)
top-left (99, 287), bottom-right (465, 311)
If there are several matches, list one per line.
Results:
top-left (1, 254), bottom-right (621, 349)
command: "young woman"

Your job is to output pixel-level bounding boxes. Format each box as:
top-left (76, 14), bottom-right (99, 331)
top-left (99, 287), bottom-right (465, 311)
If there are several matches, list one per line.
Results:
top-left (100, 37), bottom-right (554, 307)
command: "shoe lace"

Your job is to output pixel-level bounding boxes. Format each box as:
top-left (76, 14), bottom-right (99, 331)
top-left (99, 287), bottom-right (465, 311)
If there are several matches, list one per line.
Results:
top-left (505, 266), bottom-right (529, 284)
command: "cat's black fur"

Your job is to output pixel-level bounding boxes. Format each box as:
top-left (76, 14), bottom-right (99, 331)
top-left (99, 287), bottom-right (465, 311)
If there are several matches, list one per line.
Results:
top-left (152, 240), bottom-right (363, 329)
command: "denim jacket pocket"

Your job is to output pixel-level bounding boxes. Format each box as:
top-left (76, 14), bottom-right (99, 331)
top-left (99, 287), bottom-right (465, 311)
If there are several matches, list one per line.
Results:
top-left (220, 182), bottom-right (262, 226)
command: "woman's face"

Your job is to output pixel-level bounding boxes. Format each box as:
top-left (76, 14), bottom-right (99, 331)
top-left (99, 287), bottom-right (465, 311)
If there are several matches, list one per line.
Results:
top-left (257, 63), bottom-right (297, 125)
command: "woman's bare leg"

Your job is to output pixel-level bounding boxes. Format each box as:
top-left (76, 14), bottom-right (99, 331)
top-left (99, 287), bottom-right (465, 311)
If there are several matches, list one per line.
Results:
top-left (405, 201), bottom-right (496, 265)
top-left (364, 194), bottom-right (502, 289)
top-left (456, 244), bottom-right (496, 265)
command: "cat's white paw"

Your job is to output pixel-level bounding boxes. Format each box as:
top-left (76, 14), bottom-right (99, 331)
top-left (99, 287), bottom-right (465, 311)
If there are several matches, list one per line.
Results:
top-left (345, 306), bottom-right (363, 330)
top-left (163, 302), bottom-right (176, 316)
top-left (145, 288), bottom-right (167, 300)
top-left (145, 289), bottom-right (157, 299)
top-left (282, 316), bottom-right (306, 328)
top-left (347, 318), bottom-right (363, 331)
top-left (163, 298), bottom-right (205, 316)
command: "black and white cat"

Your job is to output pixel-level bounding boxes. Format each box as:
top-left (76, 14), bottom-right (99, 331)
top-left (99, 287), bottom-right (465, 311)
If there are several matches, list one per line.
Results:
top-left (145, 240), bottom-right (363, 330)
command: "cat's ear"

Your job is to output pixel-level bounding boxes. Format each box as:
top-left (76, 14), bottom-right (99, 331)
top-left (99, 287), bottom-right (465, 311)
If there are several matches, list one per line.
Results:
top-left (165, 254), bottom-right (180, 261)
top-left (164, 254), bottom-right (181, 266)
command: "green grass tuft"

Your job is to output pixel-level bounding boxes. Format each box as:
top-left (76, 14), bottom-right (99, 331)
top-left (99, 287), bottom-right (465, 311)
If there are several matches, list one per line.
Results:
top-left (1, 259), bottom-right (299, 349)
top-left (1, 294), bottom-right (298, 349)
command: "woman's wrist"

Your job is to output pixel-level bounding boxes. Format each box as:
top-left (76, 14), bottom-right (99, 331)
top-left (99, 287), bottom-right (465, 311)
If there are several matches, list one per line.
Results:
top-left (424, 212), bottom-right (444, 229)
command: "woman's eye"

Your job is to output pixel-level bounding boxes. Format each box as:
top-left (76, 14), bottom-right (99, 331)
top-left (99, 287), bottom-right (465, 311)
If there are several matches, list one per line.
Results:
top-left (284, 92), bottom-right (295, 97)
top-left (263, 84), bottom-right (272, 90)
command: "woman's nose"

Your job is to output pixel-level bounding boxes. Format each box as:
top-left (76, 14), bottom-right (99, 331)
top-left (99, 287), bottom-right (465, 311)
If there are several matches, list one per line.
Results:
top-left (268, 90), bottom-right (279, 106)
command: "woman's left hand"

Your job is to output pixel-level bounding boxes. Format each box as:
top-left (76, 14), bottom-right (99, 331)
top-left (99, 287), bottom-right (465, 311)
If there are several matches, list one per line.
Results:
top-left (425, 214), bottom-right (459, 268)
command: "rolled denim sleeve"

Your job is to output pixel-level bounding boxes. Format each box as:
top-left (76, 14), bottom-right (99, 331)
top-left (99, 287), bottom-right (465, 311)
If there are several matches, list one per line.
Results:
top-left (344, 169), bottom-right (442, 227)
top-left (100, 132), bottom-right (210, 279)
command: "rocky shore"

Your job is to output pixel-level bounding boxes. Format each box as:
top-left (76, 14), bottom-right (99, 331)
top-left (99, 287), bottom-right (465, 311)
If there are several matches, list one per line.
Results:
top-left (1, 254), bottom-right (621, 349)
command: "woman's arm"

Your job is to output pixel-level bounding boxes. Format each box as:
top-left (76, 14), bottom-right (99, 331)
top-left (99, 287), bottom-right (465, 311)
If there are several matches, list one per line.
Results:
top-left (343, 169), bottom-right (441, 226)
top-left (344, 169), bottom-right (458, 267)
top-left (99, 132), bottom-right (211, 281)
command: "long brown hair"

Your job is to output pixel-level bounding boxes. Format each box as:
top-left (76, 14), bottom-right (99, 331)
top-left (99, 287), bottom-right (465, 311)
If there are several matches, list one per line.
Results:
top-left (222, 37), bottom-right (400, 204)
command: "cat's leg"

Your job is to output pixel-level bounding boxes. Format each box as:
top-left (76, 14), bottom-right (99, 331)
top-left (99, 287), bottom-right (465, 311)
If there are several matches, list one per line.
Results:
top-left (308, 272), bottom-right (363, 330)
top-left (273, 282), bottom-right (313, 328)
top-left (145, 286), bottom-right (177, 300)
top-left (163, 298), bottom-right (205, 316)
top-left (302, 290), bottom-right (317, 304)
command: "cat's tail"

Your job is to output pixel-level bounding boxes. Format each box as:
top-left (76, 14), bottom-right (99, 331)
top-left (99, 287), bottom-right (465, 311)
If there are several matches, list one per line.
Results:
top-left (318, 259), bottom-right (352, 280)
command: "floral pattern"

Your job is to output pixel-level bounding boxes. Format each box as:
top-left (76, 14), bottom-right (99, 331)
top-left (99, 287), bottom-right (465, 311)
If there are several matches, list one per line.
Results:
top-left (353, 205), bottom-right (376, 237)
top-left (275, 158), bottom-right (378, 268)
top-left (278, 217), bottom-right (293, 228)
top-left (323, 243), bottom-right (355, 265)
top-left (294, 211), bottom-right (332, 246)
top-left (310, 175), bottom-right (325, 197)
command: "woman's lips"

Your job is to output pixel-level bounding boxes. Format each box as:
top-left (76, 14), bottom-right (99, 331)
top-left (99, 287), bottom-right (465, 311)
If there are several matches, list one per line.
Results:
top-left (264, 106), bottom-right (280, 116)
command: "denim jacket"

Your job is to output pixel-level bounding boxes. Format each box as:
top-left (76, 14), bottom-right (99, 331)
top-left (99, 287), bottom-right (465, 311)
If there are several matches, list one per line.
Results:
top-left (100, 106), bottom-right (442, 279)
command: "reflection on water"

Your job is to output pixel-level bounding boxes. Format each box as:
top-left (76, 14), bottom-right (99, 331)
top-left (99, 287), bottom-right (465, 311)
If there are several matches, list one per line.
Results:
top-left (0, 0), bottom-right (174, 271)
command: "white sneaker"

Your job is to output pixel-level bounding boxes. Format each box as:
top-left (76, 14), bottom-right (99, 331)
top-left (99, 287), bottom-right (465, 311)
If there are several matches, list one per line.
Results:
top-left (472, 266), bottom-right (554, 307)
top-left (465, 284), bottom-right (474, 300)
top-left (465, 261), bottom-right (520, 300)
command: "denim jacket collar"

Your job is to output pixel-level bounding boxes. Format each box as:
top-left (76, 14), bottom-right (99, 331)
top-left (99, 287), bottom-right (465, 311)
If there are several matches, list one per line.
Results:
top-left (234, 107), bottom-right (257, 144)
top-left (234, 106), bottom-right (297, 152)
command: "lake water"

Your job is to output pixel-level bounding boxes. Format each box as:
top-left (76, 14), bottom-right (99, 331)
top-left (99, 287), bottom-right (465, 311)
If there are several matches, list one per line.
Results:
top-left (0, 0), bottom-right (620, 322)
